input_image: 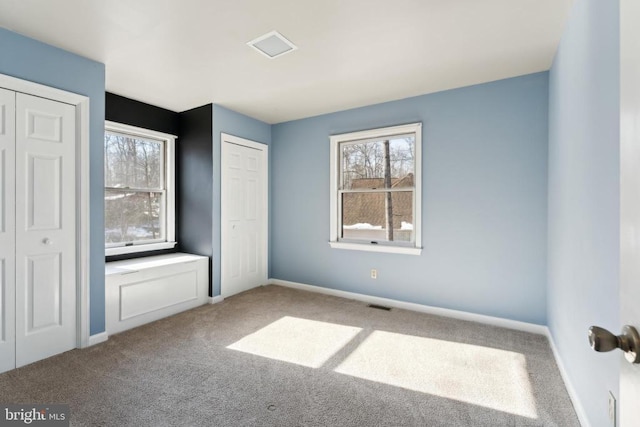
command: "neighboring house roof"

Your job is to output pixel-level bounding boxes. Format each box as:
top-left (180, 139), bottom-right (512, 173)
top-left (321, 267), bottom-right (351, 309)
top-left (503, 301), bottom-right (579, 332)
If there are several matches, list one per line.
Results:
top-left (349, 173), bottom-right (414, 190)
top-left (391, 173), bottom-right (414, 188)
top-left (343, 174), bottom-right (413, 228)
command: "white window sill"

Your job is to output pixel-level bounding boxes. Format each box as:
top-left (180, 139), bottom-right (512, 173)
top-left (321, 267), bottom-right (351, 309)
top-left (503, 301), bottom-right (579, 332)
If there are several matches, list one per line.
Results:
top-left (329, 241), bottom-right (422, 255)
top-left (105, 241), bottom-right (177, 257)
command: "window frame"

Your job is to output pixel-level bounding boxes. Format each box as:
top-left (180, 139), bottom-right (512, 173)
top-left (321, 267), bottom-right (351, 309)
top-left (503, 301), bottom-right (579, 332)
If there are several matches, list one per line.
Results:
top-left (329, 123), bottom-right (422, 255)
top-left (104, 121), bottom-right (177, 256)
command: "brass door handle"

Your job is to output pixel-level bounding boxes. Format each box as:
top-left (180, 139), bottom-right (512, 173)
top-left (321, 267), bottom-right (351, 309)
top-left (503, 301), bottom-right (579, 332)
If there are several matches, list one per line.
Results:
top-left (588, 325), bottom-right (640, 364)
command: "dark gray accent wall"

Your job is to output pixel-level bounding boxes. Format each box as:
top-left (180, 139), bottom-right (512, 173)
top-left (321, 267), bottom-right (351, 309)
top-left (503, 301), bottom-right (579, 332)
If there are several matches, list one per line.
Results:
top-left (105, 92), bottom-right (179, 136)
top-left (105, 92), bottom-right (181, 262)
top-left (105, 94), bottom-right (214, 294)
top-left (178, 104), bottom-right (214, 295)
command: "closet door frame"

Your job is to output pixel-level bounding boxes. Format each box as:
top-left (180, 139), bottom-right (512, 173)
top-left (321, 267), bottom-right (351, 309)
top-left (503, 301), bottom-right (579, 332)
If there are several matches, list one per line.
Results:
top-left (0, 73), bottom-right (91, 349)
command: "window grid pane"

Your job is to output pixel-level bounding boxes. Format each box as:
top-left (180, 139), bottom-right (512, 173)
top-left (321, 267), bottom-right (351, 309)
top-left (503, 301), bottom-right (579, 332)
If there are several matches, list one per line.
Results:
top-left (105, 131), bottom-right (164, 190)
top-left (341, 136), bottom-right (415, 190)
top-left (341, 191), bottom-right (414, 243)
top-left (105, 190), bottom-right (165, 245)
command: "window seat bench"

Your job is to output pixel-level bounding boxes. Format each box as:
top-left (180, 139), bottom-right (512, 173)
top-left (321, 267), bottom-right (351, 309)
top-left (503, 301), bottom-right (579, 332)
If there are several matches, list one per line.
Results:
top-left (105, 253), bottom-right (209, 335)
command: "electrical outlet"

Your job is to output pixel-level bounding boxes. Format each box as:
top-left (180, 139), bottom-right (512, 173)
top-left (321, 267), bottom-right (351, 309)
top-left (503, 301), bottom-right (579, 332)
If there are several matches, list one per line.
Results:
top-left (608, 391), bottom-right (616, 426)
top-left (370, 269), bottom-right (377, 279)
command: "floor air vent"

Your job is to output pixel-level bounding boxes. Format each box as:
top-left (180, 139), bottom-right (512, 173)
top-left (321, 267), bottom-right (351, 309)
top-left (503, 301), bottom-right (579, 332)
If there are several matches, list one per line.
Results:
top-left (368, 304), bottom-right (392, 311)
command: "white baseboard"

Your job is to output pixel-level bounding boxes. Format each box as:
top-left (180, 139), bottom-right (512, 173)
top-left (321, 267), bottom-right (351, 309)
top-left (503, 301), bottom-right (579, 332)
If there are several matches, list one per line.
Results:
top-left (88, 331), bottom-right (108, 346)
top-left (209, 295), bottom-right (224, 304)
top-left (545, 330), bottom-right (591, 427)
top-left (269, 278), bottom-right (589, 427)
top-left (269, 278), bottom-right (547, 335)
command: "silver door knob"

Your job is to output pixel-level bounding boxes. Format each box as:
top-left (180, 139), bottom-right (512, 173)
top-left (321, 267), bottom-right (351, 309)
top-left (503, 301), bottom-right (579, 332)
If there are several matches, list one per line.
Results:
top-left (588, 325), bottom-right (640, 364)
top-left (42, 238), bottom-right (52, 245)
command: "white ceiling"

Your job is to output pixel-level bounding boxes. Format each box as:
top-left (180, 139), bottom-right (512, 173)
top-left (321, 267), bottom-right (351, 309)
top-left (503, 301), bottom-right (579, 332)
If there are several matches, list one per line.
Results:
top-left (0, 0), bottom-right (574, 124)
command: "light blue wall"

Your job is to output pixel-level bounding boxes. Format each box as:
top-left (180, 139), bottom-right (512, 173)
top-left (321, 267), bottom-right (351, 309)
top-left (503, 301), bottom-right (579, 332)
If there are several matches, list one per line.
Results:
top-left (212, 105), bottom-right (271, 296)
top-left (547, 0), bottom-right (620, 425)
top-left (271, 73), bottom-right (549, 324)
top-left (0, 28), bottom-right (106, 335)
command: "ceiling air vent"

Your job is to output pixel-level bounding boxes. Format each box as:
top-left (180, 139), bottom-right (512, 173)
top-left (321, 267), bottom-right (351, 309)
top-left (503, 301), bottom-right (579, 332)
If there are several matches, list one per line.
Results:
top-left (247, 31), bottom-right (297, 59)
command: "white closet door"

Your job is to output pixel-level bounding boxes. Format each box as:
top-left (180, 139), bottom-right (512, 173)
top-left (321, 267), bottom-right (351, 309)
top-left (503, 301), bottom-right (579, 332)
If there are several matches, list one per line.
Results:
top-left (221, 137), bottom-right (267, 298)
top-left (0, 88), bottom-right (16, 373)
top-left (15, 93), bottom-right (76, 367)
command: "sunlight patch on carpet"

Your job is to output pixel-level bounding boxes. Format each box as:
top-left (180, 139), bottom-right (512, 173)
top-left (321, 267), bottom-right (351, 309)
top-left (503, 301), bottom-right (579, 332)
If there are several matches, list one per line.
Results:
top-left (227, 316), bottom-right (362, 368)
top-left (334, 330), bottom-right (538, 419)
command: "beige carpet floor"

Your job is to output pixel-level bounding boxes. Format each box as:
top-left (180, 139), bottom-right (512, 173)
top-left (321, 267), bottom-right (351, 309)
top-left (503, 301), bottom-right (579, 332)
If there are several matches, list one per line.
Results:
top-left (0, 285), bottom-right (579, 426)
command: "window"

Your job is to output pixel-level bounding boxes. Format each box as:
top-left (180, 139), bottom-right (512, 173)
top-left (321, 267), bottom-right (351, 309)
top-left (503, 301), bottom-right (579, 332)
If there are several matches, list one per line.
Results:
top-left (104, 121), bottom-right (176, 256)
top-left (329, 123), bottom-right (422, 255)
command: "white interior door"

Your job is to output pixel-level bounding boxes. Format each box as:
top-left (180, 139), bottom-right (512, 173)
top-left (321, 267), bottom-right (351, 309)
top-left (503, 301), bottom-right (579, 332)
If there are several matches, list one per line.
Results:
top-left (221, 134), bottom-right (268, 298)
top-left (0, 88), bottom-right (16, 373)
top-left (619, 0), bottom-right (640, 424)
top-left (15, 93), bottom-right (76, 367)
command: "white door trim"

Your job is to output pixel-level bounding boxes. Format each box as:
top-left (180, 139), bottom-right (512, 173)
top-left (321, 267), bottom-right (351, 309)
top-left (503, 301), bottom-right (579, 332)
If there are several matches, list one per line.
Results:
top-left (0, 73), bottom-right (91, 349)
top-left (620, 0), bottom-right (640, 424)
top-left (220, 133), bottom-right (268, 298)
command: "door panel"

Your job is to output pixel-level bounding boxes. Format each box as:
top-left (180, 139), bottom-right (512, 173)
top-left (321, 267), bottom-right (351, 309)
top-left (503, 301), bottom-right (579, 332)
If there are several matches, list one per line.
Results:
top-left (26, 109), bottom-right (63, 143)
top-left (27, 154), bottom-right (61, 230)
top-left (0, 88), bottom-right (15, 374)
top-left (246, 179), bottom-right (257, 220)
top-left (221, 136), bottom-right (267, 298)
top-left (27, 253), bottom-right (62, 331)
top-left (15, 93), bottom-right (76, 368)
